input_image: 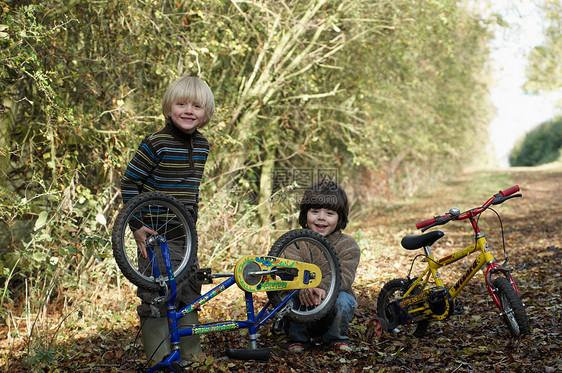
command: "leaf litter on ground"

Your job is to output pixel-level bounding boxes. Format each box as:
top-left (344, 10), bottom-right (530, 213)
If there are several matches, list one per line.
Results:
top-left (1, 167), bottom-right (561, 372)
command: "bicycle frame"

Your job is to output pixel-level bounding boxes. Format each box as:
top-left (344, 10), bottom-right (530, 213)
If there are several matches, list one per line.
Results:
top-left (404, 218), bottom-right (518, 318)
top-left (146, 237), bottom-right (298, 373)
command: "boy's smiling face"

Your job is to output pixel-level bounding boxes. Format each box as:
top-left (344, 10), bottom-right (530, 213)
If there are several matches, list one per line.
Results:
top-left (170, 100), bottom-right (206, 134)
top-left (307, 208), bottom-right (339, 236)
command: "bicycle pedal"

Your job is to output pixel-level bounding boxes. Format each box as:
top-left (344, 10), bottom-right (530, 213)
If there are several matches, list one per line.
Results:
top-left (453, 299), bottom-right (465, 315)
top-left (196, 268), bottom-right (213, 284)
top-left (174, 360), bottom-right (193, 369)
top-left (271, 318), bottom-right (287, 333)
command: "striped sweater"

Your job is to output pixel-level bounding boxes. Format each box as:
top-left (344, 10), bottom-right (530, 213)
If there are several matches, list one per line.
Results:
top-left (121, 122), bottom-right (210, 219)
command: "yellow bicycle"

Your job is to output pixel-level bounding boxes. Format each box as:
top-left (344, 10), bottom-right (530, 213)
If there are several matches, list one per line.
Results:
top-left (377, 186), bottom-right (531, 338)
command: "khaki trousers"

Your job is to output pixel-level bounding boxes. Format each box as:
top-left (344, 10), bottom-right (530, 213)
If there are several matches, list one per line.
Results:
top-left (140, 311), bottom-right (201, 365)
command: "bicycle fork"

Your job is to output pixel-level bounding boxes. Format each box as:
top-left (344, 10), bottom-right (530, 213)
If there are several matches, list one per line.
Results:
top-left (485, 261), bottom-right (520, 311)
top-left (145, 236), bottom-right (183, 373)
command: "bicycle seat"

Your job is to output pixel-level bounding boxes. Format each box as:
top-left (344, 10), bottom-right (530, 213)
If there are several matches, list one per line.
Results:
top-left (401, 230), bottom-right (444, 250)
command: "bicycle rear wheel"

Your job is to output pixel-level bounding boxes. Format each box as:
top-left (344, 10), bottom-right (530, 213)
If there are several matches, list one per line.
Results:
top-left (377, 278), bottom-right (428, 337)
top-left (493, 277), bottom-right (531, 338)
top-left (112, 192), bottom-right (197, 291)
top-left (267, 229), bottom-right (341, 323)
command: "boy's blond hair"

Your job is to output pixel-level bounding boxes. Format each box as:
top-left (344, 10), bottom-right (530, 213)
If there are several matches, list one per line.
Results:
top-left (162, 77), bottom-right (215, 129)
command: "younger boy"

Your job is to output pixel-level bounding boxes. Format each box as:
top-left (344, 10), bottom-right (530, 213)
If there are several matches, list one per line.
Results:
top-left (287, 181), bottom-right (361, 353)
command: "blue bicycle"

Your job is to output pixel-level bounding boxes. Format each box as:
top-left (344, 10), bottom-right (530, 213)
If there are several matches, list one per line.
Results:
top-left (112, 192), bottom-right (341, 372)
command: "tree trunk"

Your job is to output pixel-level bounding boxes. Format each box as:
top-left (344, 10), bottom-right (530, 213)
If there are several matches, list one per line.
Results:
top-left (0, 98), bottom-right (13, 185)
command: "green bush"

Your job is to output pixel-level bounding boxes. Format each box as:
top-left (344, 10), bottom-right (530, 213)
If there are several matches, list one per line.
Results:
top-left (1, 0), bottom-right (495, 305)
top-left (509, 116), bottom-right (562, 167)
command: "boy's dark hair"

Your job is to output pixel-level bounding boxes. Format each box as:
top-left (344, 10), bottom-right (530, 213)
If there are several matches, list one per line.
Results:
top-left (298, 181), bottom-right (349, 231)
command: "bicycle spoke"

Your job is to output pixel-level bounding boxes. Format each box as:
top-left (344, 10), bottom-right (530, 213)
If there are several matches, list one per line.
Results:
top-left (113, 192), bottom-right (197, 291)
top-left (266, 230), bottom-right (341, 323)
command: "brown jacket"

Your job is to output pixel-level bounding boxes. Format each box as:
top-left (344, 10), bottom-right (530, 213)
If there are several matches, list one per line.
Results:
top-left (326, 230), bottom-right (361, 300)
top-left (286, 230), bottom-right (360, 300)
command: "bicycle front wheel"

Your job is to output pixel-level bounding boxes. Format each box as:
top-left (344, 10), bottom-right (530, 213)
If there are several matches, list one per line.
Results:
top-left (493, 277), bottom-right (531, 338)
top-left (112, 192), bottom-right (197, 291)
top-left (267, 229), bottom-right (341, 323)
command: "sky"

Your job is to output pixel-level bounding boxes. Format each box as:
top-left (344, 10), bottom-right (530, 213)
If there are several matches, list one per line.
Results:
top-left (484, 0), bottom-right (561, 167)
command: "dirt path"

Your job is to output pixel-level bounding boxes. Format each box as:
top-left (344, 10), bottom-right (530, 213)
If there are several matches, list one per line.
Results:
top-left (2, 165), bottom-right (561, 372)
top-left (349, 165), bottom-right (562, 372)
top-left (205, 165), bottom-right (562, 372)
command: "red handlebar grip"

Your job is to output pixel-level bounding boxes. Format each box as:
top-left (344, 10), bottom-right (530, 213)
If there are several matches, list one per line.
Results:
top-left (499, 185), bottom-right (520, 197)
top-left (416, 217), bottom-right (436, 229)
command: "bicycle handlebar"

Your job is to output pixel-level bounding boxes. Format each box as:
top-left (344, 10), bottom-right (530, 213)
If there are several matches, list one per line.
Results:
top-left (499, 185), bottom-right (519, 197)
top-left (416, 217), bottom-right (435, 229)
top-left (415, 185), bottom-right (521, 231)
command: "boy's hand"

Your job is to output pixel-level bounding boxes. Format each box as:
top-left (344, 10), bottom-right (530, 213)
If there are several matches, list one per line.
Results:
top-left (299, 287), bottom-right (326, 307)
top-left (133, 226), bottom-right (157, 258)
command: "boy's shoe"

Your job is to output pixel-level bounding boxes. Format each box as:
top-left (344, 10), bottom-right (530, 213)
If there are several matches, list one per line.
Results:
top-left (287, 343), bottom-right (305, 353)
top-left (332, 342), bottom-right (352, 352)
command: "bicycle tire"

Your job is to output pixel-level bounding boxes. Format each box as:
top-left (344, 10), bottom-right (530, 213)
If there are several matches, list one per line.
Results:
top-left (112, 192), bottom-right (197, 291)
top-left (266, 229), bottom-right (341, 323)
top-left (377, 278), bottom-right (428, 337)
top-left (492, 277), bottom-right (531, 338)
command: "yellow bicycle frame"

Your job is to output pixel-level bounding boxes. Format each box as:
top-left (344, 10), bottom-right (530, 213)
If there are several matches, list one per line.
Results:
top-left (402, 235), bottom-right (495, 309)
